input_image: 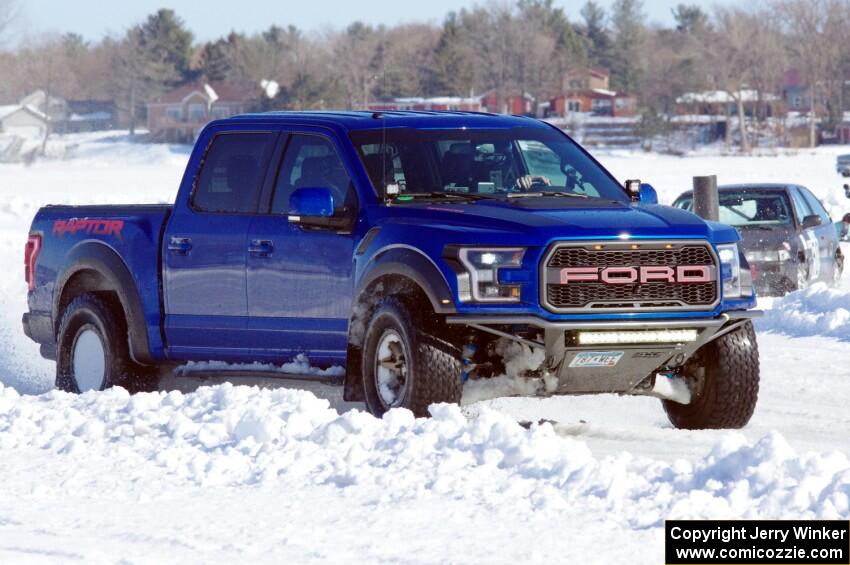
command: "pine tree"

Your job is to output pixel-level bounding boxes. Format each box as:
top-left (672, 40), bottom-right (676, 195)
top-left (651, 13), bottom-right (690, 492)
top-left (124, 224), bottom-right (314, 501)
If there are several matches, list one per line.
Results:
top-left (427, 13), bottom-right (474, 96)
top-left (198, 38), bottom-right (231, 81)
top-left (672, 4), bottom-right (710, 35)
top-left (137, 9), bottom-right (194, 88)
top-left (609, 0), bottom-right (645, 94)
top-left (581, 1), bottom-right (613, 69)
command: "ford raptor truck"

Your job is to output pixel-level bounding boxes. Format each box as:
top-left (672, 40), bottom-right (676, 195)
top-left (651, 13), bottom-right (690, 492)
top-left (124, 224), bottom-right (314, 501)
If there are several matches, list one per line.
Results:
top-left (22, 111), bottom-right (761, 429)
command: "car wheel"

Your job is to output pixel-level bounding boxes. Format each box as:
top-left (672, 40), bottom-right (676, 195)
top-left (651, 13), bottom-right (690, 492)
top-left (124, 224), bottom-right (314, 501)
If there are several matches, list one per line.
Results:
top-left (795, 261), bottom-right (809, 291)
top-left (834, 252), bottom-right (844, 285)
top-left (56, 293), bottom-right (159, 393)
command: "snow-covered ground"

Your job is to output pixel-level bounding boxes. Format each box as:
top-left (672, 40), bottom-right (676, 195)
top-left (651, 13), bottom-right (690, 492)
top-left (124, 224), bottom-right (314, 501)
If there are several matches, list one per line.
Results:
top-left (1, 132), bottom-right (849, 563)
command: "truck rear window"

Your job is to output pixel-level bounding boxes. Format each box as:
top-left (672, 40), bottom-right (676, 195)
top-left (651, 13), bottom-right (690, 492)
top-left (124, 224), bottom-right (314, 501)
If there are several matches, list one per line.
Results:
top-left (192, 132), bottom-right (276, 214)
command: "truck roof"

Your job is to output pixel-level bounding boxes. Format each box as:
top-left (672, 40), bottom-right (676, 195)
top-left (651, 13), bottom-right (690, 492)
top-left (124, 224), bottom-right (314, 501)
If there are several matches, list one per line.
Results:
top-left (227, 110), bottom-right (547, 132)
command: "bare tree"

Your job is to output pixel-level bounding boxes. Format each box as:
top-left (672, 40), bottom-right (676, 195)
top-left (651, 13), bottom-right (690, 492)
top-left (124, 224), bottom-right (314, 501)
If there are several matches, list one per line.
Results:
top-left (743, 7), bottom-right (786, 127)
top-left (111, 28), bottom-right (146, 135)
top-left (0, 0), bottom-right (19, 44)
top-left (775, 0), bottom-right (847, 147)
top-left (460, 4), bottom-right (519, 109)
top-left (707, 8), bottom-right (758, 152)
top-left (18, 36), bottom-right (73, 154)
top-left (330, 23), bottom-right (381, 109)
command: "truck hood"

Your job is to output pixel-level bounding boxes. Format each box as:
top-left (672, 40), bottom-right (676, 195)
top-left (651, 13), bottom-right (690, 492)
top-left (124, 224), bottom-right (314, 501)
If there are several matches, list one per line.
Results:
top-left (373, 197), bottom-right (739, 244)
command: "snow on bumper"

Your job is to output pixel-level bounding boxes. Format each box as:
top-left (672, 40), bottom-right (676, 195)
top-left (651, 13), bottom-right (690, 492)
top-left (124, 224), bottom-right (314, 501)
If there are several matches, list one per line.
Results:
top-left (449, 311), bottom-right (762, 397)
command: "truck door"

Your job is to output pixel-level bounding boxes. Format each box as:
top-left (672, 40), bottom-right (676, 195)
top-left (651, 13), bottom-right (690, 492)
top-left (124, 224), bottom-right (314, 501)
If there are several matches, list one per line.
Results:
top-left (245, 131), bottom-right (359, 366)
top-left (163, 129), bottom-right (278, 359)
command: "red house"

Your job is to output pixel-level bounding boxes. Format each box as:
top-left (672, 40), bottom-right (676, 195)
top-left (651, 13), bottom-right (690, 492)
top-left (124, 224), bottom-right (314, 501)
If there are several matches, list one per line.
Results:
top-left (366, 96), bottom-right (483, 112)
top-left (479, 90), bottom-right (535, 115)
top-left (146, 81), bottom-right (260, 142)
top-left (548, 67), bottom-right (638, 118)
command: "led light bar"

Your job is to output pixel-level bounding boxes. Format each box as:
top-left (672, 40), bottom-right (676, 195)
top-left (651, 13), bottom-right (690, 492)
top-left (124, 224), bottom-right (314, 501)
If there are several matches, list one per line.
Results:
top-left (577, 329), bottom-right (699, 345)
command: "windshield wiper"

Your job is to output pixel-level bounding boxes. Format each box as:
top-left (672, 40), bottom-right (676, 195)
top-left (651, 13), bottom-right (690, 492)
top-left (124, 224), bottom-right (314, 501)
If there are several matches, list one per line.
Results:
top-left (391, 192), bottom-right (499, 202)
top-left (507, 191), bottom-right (588, 199)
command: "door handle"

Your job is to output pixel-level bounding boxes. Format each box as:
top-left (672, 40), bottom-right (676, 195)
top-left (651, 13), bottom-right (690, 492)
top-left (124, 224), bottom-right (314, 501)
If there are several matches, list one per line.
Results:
top-left (249, 239), bottom-right (274, 257)
top-left (168, 236), bottom-right (192, 255)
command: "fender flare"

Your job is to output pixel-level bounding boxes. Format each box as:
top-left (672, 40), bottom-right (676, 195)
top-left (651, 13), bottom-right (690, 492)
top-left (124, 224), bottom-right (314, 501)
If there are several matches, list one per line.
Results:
top-left (53, 242), bottom-right (154, 365)
top-left (355, 246), bottom-right (456, 315)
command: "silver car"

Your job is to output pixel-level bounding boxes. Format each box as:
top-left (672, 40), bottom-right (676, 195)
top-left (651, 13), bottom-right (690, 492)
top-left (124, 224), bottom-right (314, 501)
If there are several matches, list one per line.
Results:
top-left (674, 184), bottom-right (843, 296)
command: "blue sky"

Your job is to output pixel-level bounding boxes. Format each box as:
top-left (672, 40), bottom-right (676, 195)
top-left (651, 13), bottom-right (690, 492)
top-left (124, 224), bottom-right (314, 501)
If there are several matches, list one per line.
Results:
top-left (17, 0), bottom-right (723, 43)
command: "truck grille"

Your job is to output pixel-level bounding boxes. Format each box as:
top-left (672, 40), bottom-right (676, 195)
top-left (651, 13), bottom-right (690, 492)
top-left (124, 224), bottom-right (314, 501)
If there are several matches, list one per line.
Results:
top-left (542, 241), bottom-right (719, 313)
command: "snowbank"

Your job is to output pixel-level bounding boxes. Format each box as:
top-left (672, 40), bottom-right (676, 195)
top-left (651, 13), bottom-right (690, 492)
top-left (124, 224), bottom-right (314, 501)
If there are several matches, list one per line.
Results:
top-left (758, 282), bottom-right (850, 339)
top-left (1, 382), bottom-right (848, 522)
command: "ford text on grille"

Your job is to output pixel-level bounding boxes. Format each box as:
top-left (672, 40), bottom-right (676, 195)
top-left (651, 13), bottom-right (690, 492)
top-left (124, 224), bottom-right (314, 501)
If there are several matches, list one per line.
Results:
top-left (559, 265), bottom-right (714, 284)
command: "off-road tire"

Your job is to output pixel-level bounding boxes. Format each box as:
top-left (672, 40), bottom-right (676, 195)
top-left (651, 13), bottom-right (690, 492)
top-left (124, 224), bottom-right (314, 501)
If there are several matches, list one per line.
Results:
top-left (56, 293), bottom-right (159, 393)
top-left (361, 297), bottom-right (462, 417)
top-left (663, 321), bottom-right (759, 430)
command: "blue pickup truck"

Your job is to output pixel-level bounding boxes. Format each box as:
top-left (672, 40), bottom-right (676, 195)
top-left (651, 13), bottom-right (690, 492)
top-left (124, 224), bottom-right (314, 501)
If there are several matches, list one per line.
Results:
top-left (23, 111), bottom-right (761, 429)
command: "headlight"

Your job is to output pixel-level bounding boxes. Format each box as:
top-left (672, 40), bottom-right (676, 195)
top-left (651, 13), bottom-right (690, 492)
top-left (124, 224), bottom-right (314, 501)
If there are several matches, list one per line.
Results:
top-left (745, 248), bottom-right (790, 262)
top-left (457, 248), bottom-right (525, 302)
top-left (717, 243), bottom-right (743, 298)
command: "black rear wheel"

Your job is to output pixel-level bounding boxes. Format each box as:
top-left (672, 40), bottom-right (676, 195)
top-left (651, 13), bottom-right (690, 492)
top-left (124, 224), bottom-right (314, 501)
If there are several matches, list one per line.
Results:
top-left (56, 293), bottom-right (159, 393)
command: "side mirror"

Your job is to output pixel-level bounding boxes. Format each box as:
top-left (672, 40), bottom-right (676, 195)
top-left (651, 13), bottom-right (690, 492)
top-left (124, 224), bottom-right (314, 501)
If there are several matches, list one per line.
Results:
top-left (802, 214), bottom-right (822, 229)
top-left (638, 183), bottom-right (658, 205)
top-left (289, 187), bottom-right (334, 223)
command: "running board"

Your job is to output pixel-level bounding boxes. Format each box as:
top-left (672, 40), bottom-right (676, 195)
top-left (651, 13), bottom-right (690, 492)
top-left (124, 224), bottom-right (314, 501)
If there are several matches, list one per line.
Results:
top-left (168, 366), bottom-right (343, 385)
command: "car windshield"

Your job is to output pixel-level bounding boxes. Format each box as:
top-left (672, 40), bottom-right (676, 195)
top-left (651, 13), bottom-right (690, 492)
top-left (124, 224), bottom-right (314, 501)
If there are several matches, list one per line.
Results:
top-left (349, 127), bottom-right (628, 202)
top-left (676, 190), bottom-right (793, 227)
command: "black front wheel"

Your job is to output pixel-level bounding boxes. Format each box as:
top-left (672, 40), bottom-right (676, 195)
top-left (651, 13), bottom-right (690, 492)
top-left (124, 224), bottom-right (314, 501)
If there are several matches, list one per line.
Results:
top-left (361, 297), bottom-right (462, 417)
top-left (663, 321), bottom-right (760, 430)
top-left (56, 293), bottom-right (159, 393)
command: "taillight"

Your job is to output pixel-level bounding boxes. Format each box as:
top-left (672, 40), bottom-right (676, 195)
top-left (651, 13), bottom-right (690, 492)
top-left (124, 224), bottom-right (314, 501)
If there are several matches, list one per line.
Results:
top-left (24, 234), bottom-right (41, 291)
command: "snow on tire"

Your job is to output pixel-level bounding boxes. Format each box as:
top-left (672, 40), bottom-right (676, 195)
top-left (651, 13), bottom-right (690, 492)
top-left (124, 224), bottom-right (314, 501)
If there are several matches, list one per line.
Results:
top-left (361, 297), bottom-right (462, 417)
top-left (663, 321), bottom-right (760, 430)
top-left (56, 293), bottom-right (159, 394)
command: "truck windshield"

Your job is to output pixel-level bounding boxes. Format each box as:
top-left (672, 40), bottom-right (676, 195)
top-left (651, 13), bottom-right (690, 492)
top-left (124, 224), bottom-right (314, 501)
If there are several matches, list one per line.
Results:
top-left (350, 127), bottom-right (628, 202)
top-left (676, 190), bottom-right (793, 228)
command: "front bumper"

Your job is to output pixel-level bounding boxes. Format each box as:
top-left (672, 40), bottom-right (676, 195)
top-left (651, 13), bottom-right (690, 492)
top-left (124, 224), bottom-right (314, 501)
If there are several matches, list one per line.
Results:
top-left (447, 310), bottom-right (761, 397)
top-left (749, 259), bottom-right (795, 296)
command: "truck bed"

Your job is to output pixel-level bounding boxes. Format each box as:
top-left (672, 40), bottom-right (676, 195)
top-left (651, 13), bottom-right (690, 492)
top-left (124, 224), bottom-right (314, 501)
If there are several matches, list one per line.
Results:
top-left (26, 204), bottom-right (172, 361)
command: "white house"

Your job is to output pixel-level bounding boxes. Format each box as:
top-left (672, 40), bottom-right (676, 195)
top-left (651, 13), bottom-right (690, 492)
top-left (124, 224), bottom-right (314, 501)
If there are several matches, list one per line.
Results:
top-left (0, 104), bottom-right (49, 138)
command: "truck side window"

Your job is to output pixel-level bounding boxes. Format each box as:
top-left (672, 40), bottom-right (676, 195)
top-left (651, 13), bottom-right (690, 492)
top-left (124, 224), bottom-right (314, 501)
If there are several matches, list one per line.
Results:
top-left (192, 133), bottom-right (275, 214)
top-left (271, 134), bottom-right (354, 214)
